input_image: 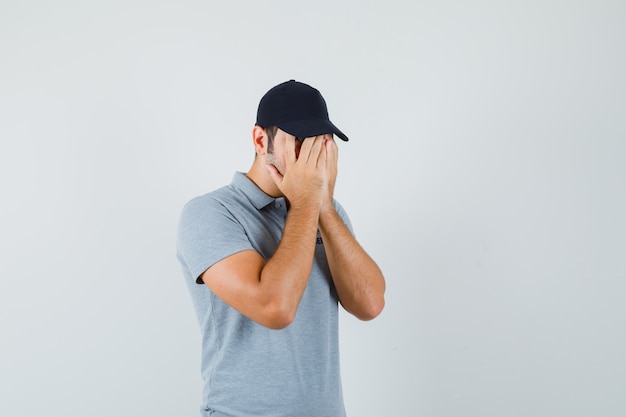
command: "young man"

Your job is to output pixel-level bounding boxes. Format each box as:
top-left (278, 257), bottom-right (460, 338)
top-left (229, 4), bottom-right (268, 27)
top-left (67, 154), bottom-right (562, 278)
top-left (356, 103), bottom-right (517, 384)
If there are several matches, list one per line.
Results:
top-left (177, 80), bottom-right (386, 416)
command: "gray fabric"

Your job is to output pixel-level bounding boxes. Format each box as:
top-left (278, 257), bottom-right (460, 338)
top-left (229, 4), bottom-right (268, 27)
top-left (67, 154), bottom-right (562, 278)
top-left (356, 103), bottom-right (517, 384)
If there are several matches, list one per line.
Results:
top-left (177, 172), bottom-right (351, 417)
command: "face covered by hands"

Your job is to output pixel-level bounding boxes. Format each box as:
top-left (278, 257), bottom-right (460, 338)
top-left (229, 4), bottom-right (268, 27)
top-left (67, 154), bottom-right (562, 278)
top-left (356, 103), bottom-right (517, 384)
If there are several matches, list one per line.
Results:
top-left (265, 131), bottom-right (338, 213)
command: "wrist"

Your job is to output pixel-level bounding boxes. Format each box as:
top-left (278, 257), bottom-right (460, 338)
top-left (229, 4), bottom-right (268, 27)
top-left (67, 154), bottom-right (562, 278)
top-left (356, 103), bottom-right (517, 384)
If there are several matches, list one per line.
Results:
top-left (287, 204), bottom-right (321, 223)
top-left (318, 203), bottom-right (338, 225)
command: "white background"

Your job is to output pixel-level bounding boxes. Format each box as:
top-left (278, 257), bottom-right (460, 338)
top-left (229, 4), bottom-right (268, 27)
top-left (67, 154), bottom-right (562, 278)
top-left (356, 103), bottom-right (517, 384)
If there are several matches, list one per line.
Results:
top-left (1, 1), bottom-right (625, 416)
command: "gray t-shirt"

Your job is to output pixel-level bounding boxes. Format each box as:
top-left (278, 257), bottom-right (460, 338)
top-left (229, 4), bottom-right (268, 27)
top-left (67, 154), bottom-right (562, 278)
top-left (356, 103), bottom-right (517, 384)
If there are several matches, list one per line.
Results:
top-left (177, 172), bottom-right (351, 417)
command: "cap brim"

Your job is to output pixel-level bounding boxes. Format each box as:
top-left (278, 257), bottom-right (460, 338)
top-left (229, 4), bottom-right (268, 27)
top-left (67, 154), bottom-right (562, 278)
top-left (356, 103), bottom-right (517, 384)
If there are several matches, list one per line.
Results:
top-left (278, 118), bottom-right (349, 141)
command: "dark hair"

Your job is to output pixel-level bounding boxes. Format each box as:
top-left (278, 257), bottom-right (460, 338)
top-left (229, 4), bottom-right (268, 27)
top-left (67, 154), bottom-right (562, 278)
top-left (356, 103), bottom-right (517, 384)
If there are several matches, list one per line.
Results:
top-left (263, 125), bottom-right (278, 154)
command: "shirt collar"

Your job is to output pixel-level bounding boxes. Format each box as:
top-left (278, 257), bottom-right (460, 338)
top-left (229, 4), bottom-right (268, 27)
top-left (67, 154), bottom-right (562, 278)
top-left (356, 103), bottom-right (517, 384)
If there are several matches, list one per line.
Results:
top-left (232, 171), bottom-right (276, 210)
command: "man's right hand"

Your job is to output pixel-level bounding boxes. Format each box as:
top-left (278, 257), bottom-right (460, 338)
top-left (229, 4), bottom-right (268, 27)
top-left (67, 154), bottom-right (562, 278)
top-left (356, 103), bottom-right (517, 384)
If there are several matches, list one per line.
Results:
top-left (266, 135), bottom-right (329, 211)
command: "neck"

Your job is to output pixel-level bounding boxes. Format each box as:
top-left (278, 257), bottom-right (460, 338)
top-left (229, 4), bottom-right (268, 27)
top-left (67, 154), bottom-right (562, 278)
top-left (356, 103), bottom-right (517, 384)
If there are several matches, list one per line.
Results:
top-left (246, 157), bottom-right (283, 198)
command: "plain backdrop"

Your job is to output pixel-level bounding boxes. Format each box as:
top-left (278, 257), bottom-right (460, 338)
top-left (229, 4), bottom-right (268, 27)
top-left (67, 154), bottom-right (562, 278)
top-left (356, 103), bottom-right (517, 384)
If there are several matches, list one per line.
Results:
top-left (1, 1), bottom-right (625, 416)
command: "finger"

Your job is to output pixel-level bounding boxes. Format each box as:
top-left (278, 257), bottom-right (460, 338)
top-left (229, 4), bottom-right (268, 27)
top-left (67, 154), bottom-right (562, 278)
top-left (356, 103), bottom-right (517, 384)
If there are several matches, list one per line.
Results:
top-left (283, 135), bottom-right (297, 166)
top-left (316, 137), bottom-right (327, 168)
top-left (296, 136), bottom-right (315, 163)
top-left (309, 136), bottom-right (325, 165)
top-left (326, 137), bottom-right (338, 163)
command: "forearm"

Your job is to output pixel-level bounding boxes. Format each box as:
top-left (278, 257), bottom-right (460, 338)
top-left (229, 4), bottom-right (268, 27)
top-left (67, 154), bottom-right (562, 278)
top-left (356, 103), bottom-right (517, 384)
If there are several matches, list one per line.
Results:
top-left (199, 205), bottom-right (321, 330)
top-left (318, 207), bottom-right (386, 320)
top-left (259, 206), bottom-right (320, 323)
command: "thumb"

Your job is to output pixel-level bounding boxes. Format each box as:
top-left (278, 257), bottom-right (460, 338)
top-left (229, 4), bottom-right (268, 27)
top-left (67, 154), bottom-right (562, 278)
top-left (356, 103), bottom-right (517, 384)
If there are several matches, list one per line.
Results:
top-left (265, 164), bottom-right (283, 185)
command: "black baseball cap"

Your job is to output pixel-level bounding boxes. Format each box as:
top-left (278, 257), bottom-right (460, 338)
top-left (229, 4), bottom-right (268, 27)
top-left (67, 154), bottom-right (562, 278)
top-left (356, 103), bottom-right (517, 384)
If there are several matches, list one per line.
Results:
top-left (255, 80), bottom-right (349, 141)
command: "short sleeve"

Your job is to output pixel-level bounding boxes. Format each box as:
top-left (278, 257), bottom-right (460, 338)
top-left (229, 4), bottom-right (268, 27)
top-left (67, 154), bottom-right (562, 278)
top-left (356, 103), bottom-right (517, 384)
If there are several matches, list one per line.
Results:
top-left (177, 195), bottom-right (254, 284)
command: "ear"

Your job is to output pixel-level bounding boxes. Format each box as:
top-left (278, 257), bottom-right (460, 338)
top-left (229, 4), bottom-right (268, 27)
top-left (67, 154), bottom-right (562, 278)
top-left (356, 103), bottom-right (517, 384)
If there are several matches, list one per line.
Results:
top-left (252, 126), bottom-right (267, 156)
